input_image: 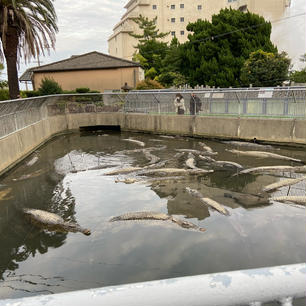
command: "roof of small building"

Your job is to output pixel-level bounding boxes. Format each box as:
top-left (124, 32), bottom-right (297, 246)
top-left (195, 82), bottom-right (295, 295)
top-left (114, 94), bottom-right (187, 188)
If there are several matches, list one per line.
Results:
top-left (19, 68), bottom-right (35, 82)
top-left (21, 51), bottom-right (141, 77)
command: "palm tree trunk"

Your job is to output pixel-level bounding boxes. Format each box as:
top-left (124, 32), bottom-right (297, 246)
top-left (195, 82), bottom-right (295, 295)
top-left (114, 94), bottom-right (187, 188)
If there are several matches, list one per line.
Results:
top-left (2, 26), bottom-right (20, 100)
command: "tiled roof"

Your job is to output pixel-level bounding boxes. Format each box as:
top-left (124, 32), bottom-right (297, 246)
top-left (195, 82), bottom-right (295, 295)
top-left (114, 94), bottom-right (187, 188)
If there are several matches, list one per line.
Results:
top-left (30, 51), bottom-right (141, 73)
top-left (19, 68), bottom-right (34, 81)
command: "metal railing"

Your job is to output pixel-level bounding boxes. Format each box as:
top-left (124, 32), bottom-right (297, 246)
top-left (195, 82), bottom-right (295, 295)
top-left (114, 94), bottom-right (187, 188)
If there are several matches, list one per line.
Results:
top-left (0, 87), bottom-right (305, 139)
top-left (0, 263), bottom-right (305, 306)
top-left (0, 93), bottom-right (127, 139)
top-left (124, 87), bottom-right (306, 118)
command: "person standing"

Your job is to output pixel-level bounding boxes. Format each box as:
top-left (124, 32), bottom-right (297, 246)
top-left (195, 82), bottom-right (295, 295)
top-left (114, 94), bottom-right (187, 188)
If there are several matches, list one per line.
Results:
top-left (174, 93), bottom-right (185, 115)
top-left (190, 93), bottom-right (202, 115)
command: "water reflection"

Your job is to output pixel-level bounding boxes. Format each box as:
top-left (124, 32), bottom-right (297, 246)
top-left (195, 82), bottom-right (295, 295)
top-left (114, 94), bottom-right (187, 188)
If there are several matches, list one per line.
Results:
top-left (0, 132), bottom-right (305, 300)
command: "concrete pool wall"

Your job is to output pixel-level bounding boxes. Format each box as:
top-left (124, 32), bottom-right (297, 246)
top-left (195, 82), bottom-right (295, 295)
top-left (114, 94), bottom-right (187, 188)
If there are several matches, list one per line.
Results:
top-left (0, 94), bottom-right (305, 176)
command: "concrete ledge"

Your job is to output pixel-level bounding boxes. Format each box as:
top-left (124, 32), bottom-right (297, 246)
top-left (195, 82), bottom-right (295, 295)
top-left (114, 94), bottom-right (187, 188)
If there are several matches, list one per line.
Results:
top-left (0, 116), bottom-right (67, 176)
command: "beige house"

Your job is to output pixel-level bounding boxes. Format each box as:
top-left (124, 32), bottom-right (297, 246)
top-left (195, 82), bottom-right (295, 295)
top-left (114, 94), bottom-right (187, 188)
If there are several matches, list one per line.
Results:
top-left (20, 51), bottom-right (144, 92)
top-left (108, 0), bottom-right (291, 60)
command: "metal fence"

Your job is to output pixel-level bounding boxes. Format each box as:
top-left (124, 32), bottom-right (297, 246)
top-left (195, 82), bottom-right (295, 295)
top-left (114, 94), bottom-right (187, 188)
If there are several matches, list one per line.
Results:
top-left (0, 93), bottom-right (127, 139)
top-left (0, 87), bottom-right (305, 139)
top-left (124, 87), bottom-right (306, 118)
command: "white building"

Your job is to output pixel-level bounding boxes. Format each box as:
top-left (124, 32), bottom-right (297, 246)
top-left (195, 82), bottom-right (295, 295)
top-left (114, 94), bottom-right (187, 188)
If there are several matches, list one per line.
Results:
top-left (108, 0), bottom-right (291, 61)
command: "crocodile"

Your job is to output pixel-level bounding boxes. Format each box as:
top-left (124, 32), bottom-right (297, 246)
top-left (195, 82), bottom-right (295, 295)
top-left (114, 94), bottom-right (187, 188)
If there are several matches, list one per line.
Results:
top-left (198, 155), bottom-right (243, 169)
top-left (270, 196), bottom-right (306, 205)
top-left (23, 208), bottom-right (91, 235)
top-left (143, 168), bottom-right (213, 175)
top-left (26, 156), bottom-right (39, 167)
top-left (110, 211), bottom-right (171, 222)
top-left (143, 149), bottom-right (160, 165)
top-left (109, 211), bottom-right (206, 232)
top-left (122, 138), bottom-right (145, 147)
top-left (226, 149), bottom-right (302, 163)
top-left (175, 149), bottom-right (203, 155)
top-left (198, 142), bottom-right (214, 153)
top-left (222, 141), bottom-right (276, 150)
top-left (198, 155), bottom-right (216, 163)
top-left (263, 176), bottom-right (306, 192)
top-left (105, 167), bottom-right (142, 175)
top-left (237, 165), bottom-right (306, 175)
top-left (214, 160), bottom-right (243, 169)
top-left (12, 169), bottom-right (46, 181)
top-left (185, 153), bottom-right (197, 169)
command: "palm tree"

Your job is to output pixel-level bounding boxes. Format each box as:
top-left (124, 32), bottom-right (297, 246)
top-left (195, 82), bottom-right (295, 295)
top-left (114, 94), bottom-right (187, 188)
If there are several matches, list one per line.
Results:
top-left (0, 0), bottom-right (58, 99)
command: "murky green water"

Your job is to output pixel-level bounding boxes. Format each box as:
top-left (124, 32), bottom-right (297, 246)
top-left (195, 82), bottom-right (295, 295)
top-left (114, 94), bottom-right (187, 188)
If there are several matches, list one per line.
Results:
top-left (0, 131), bottom-right (305, 301)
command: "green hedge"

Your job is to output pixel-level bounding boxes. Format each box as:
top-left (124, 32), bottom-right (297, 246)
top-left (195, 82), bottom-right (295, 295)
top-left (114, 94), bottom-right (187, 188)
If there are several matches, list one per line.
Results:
top-left (0, 89), bottom-right (9, 101)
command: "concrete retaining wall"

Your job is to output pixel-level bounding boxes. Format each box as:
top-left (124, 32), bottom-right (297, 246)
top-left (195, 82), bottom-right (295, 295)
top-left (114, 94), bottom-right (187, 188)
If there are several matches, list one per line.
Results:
top-left (0, 112), bottom-right (305, 176)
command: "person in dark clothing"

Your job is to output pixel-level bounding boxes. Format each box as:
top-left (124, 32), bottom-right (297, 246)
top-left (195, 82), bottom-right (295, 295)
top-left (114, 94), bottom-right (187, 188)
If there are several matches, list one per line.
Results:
top-left (190, 93), bottom-right (202, 115)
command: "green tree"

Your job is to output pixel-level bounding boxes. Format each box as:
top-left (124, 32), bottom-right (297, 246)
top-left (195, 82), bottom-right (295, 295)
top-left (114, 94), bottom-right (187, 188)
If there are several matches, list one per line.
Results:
top-left (240, 50), bottom-right (290, 87)
top-left (130, 15), bottom-right (169, 42)
top-left (157, 37), bottom-right (187, 87)
top-left (0, 0), bottom-right (58, 99)
top-left (290, 70), bottom-right (306, 83)
top-left (180, 8), bottom-right (277, 87)
top-left (130, 15), bottom-right (169, 78)
top-left (290, 53), bottom-right (306, 84)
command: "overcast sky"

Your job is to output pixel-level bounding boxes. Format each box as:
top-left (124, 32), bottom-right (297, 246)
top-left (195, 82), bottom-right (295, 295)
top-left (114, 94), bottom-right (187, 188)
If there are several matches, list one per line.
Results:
top-left (1, 0), bottom-right (305, 84)
top-left (2, 0), bottom-right (127, 82)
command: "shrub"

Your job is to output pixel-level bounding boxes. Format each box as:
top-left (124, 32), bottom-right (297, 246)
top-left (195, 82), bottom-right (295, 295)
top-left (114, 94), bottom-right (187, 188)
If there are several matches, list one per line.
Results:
top-left (136, 79), bottom-right (164, 90)
top-left (38, 78), bottom-right (63, 95)
top-left (76, 87), bottom-right (90, 93)
top-left (0, 89), bottom-right (9, 101)
top-left (23, 90), bottom-right (40, 97)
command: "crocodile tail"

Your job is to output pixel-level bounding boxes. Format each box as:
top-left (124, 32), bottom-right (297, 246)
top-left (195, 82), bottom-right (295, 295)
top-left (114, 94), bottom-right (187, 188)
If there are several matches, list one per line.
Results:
top-left (109, 216), bottom-right (120, 222)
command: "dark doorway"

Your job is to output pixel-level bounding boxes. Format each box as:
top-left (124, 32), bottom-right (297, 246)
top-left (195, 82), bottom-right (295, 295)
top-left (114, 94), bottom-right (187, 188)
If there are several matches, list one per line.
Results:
top-left (79, 125), bottom-right (121, 132)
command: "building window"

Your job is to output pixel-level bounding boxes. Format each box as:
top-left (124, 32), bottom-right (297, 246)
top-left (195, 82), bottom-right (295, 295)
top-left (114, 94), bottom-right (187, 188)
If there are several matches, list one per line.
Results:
top-left (171, 31), bottom-right (176, 36)
top-left (152, 4), bottom-right (157, 9)
top-left (180, 30), bottom-right (184, 35)
top-left (171, 4), bottom-right (175, 9)
top-left (171, 17), bottom-right (175, 23)
top-left (180, 17), bottom-right (184, 22)
top-left (197, 5), bottom-right (202, 10)
top-left (180, 3), bottom-right (184, 8)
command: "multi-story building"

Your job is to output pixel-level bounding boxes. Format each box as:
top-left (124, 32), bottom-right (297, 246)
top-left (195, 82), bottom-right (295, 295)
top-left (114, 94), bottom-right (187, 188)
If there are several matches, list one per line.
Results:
top-left (108, 0), bottom-right (291, 61)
